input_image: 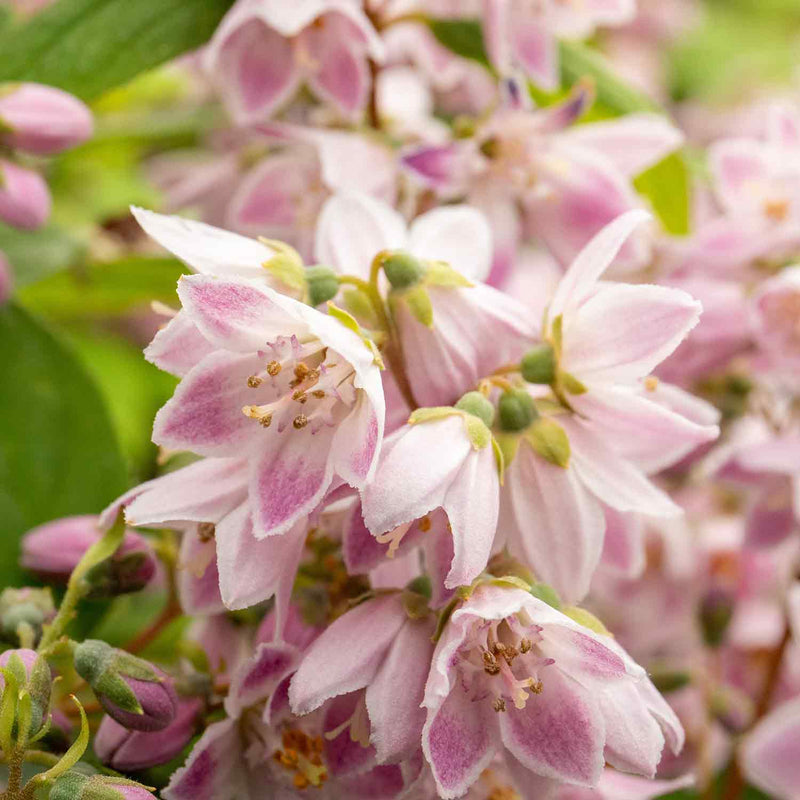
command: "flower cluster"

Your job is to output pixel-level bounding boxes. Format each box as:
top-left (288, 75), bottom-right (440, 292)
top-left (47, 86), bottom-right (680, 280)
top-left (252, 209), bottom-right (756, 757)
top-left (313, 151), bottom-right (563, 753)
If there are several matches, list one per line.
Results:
top-left (7, 1), bottom-right (800, 800)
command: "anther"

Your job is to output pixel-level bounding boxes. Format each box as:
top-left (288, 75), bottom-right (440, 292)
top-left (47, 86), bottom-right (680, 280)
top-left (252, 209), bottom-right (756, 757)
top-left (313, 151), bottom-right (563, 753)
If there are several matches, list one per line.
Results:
top-left (247, 375), bottom-right (263, 388)
top-left (260, 413), bottom-right (273, 428)
top-left (197, 522), bottom-right (216, 541)
top-left (292, 389), bottom-right (308, 402)
top-left (266, 361), bottom-right (282, 376)
top-left (519, 638), bottom-right (532, 654)
top-left (530, 680), bottom-right (543, 694)
top-left (293, 414), bottom-right (309, 430)
top-left (294, 362), bottom-right (310, 381)
top-left (312, 390), bottom-right (326, 399)
top-left (493, 697), bottom-right (506, 713)
top-left (483, 651), bottom-right (500, 675)
top-left (418, 515), bottom-right (432, 532)
top-left (644, 376), bottom-right (659, 392)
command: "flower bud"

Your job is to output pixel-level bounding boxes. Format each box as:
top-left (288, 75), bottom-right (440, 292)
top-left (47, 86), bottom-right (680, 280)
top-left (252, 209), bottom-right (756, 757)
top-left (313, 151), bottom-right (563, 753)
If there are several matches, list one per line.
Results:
top-left (699, 588), bottom-right (734, 648)
top-left (0, 648), bottom-right (51, 736)
top-left (0, 587), bottom-right (54, 646)
top-left (520, 344), bottom-right (556, 385)
top-left (0, 250), bottom-right (12, 306)
top-left (380, 250), bottom-right (425, 289)
top-left (0, 83), bottom-right (93, 155)
top-left (497, 388), bottom-right (538, 432)
top-left (305, 264), bottom-right (340, 306)
top-left (0, 160), bottom-right (51, 229)
top-left (455, 390), bottom-right (496, 427)
top-left (94, 697), bottom-right (202, 770)
top-left (73, 640), bottom-right (177, 732)
top-left (51, 773), bottom-right (154, 800)
top-left (21, 515), bottom-right (157, 597)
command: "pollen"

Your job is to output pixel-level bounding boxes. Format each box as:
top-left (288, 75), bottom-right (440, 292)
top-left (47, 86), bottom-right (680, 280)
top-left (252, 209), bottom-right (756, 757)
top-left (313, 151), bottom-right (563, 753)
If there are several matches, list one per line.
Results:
top-left (293, 389), bottom-right (308, 403)
top-left (312, 390), bottom-right (326, 399)
top-left (418, 515), bottom-right (432, 532)
top-left (644, 376), bottom-right (659, 392)
top-left (293, 414), bottom-right (309, 429)
top-left (247, 375), bottom-right (263, 388)
top-left (294, 362), bottom-right (310, 381)
top-left (483, 651), bottom-right (500, 675)
top-left (764, 198), bottom-right (790, 221)
top-left (519, 638), bottom-right (532, 653)
top-left (493, 697), bottom-right (506, 713)
top-left (260, 413), bottom-right (273, 428)
top-left (266, 360), bottom-right (282, 376)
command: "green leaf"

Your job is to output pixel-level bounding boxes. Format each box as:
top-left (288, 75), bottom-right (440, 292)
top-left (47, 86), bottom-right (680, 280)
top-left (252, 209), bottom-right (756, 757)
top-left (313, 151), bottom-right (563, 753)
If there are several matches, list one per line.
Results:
top-left (0, 303), bottom-right (127, 586)
top-left (18, 256), bottom-right (187, 319)
top-left (634, 152), bottom-right (692, 236)
top-left (428, 18), bottom-right (489, 66)
top-left (0, 223), bottom-right (86, 288)
top-left (559, 41), bottom-right (657, 114)
top-left (0, 0), bottom-right (236, 101)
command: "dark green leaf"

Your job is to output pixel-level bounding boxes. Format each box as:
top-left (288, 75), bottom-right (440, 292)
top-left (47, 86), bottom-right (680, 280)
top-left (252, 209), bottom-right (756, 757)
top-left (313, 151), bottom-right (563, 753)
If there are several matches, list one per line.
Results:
top-left (0, 303), bottom-right (127, 586)
top-left (634, 152), bottom-right (692, 236)
top-left (0, 0), bottom-right (235, 101)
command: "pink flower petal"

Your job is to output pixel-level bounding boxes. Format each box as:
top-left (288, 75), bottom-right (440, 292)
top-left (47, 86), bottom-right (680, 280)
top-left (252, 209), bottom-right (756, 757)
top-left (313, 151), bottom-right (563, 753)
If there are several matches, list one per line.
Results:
top-left (177, 527), bottom-right (224, 615)
top-left (224, 642), bottom-right (300, 719)
top-left (499, 668), bottom-right (605, 785)
top-left (145, 311), bottom-right (216, 378)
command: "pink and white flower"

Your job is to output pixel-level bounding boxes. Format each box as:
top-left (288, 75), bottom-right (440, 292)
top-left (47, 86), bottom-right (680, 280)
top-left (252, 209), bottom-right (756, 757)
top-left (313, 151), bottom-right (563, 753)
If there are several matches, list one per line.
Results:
top-left (483, 0), bottom-right (636, 90)
top-left (316, 191), bottom-right (536, 406)
top-left (360, 404), bottom-right (501, 590)
top-left (422, 583), bottom-right (683, 799)
top-left (204, 0), bottom-right (385, 123)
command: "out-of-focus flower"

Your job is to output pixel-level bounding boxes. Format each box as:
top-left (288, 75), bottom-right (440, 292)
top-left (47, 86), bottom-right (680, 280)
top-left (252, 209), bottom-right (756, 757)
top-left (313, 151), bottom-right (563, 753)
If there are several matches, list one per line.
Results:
top-left (204, 0), bottom-right (385, 124)
top-left (95, 697), bottom-right (204, 771)
top-left (483, 0), bottom-right (636, 90)
top-left (21, 514), bottom-right (157, 596)
top-left (0, 251), bottom-right (12, 305)
top-left (0, 159), bottom-right (50, 230)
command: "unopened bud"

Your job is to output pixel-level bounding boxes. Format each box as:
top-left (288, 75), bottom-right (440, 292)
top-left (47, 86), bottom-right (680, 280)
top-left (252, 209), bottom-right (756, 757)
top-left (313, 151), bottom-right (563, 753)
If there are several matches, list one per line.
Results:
top-left (0, 159), bottom-right (51, 230)
top-left (0, 587), bottom-right (54, 646)
top-left (699, 589), bottom-right (734, 648)
top-left (0, 83), bottom-right (93, 155)
top-left (381, 250), bottom-right (425, 289)
top-left (0, 648), bottom-right (51, 737)
top-left (455, 391), bottom-right (495, 427)
top-left (305, 265), bottom-right (340, 306)
top-left (21, 515), bottom-right (157, 597)
top-left (51, 773), bottom-right (154, 800)
top-left (497, 389), bottom-right (538, 432)
top-left (521, 344), bottom-right (556, 385)
top-left (74, 640), bottom-right (177, 732)
top-left (94, 697), bottom-right (202, 770)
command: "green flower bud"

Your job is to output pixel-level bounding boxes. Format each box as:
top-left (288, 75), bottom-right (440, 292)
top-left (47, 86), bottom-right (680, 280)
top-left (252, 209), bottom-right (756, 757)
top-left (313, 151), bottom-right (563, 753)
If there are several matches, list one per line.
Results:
top-left (381, 250), bottom-right (425, 289)
top-left (497, 389), bottom-right (538, 432)
top-left (520, 344), bottom-right (556, 385)
top-left (455, 391), bottom-right (495, 427)
top-left (305, 265), bottom-right (340, 307)
top-left (406, 575), bottom-right (432, 600)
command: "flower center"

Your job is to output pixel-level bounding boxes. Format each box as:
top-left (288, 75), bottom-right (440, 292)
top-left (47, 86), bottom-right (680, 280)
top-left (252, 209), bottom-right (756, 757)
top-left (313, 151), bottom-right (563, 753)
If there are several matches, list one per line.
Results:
top-left (273, 727), bottom-right (328, 791)
top-left (242, 334), bottom-right (357, 434)
top-left (459, 613), bottom-right (553, 712)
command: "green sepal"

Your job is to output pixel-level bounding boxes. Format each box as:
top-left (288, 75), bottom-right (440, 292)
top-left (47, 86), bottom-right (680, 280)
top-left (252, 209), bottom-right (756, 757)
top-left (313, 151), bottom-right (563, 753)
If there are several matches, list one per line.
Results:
top-left (492, 437), bottom-right (505, 482)
top-left (409, 406), bottom-right (492, 450)
top-left (550, 314), bottom-right (564, 355)
top-left (525, 418), bottom-right (571, 468)
top-left (402, 285), bottom-right (434, 328)
top-left (406, 575), bottom-right (433, 600)
top-left (259, 239), bottom-right (306, 293)
top-left (401, 589), bottom-right (431, 620)
top-left (529, 582), bottom-right (562, 610)
top-left (562, 606), bottom-right (611, 636)
top-left (492, 431), bottom-right (520, 470)
top-left (649, 669), bottom-right (692, 694)
top-left (0, 666), bottom-right (19, 753)
top-left (94, 672), bottom-right (143, 715)
top-left (49, 772), bottom-right (91, 800)
top-left (561, 372), bottom-right (588, 395)
top-left (28, 696), bottom-right (89, 789)
top-left (489, 575), bottom-right (532, 592)
top-left (342, 287), bottom-right (378, 327)
top-left (327, 302), bottom-right (384, 368)
top-left (432, 596), bottom-right (460, 643)
top-left (423, 260), bottom-right (473, 288)
top-left (305, 265), bottom-right (340, 307)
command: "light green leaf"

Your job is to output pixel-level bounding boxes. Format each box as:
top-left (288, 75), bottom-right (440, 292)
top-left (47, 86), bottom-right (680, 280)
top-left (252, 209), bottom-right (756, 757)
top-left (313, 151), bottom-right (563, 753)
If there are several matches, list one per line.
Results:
top-left (427, 18), bottom-right (489, 66)
top-left (634, 152), bottom-right (692, 236)
top-left (0, 223), bottom-right (86, 288)
top-left (18, 256), bottom-right (186, 319)
top-left (560, 372), bottom-right (588, 395)
top-left (0, 303), bottom-right (127, 586)
top-left (0, 0), bottom-right (236, 101)
top-left (327, 302), bottom-right (384, 367)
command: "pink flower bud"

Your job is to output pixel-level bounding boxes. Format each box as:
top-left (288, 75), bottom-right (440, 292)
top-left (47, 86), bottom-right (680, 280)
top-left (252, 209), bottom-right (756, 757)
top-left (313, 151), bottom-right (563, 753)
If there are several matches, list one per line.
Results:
top-left (74, 640), bottom-right (178, 732)
top-left (0, 160), bottom-right (51, 229)
top-left (51, 774), bottom-right (155, 800)
top-left (0, 250), bottom-right (12, 305)
top-left (21, 515), bottom-right (157, 596)
top-left (94, 697), bottom-right (202, 770)
top-left (0, 83), bottom-right (93, 155)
